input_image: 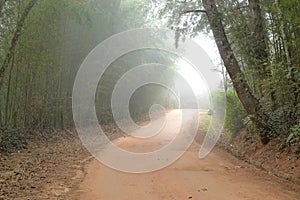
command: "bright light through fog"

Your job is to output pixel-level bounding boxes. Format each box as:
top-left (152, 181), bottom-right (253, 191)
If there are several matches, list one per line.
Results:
top-left (177, 59), bottom-right (208, 97)
top-left (177, 33), bottom-right (221, 98)
top-left (193, 33), bottom-right (221, 67)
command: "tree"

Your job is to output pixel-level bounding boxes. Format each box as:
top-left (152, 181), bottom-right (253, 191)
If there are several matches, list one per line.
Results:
top-left (202, 0), bottom-right (271, 144)
top-left (151, 0), bottom-right (299, 144)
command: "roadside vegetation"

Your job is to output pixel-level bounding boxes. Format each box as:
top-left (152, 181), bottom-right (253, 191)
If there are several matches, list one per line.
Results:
top-left (154, 0), bottom-right (299, 153)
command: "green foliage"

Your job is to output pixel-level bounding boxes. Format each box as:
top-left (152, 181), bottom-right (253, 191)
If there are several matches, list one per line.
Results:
top-left (211, 91), bottom-right (246, 137)
top-left (265, 105), bottom-right (295, 139)
top-left (98, 108), bottom-right (114, 125)
top-left (225, 92), bottom-right (247, 136)
top-left (211, 90), bottom-right (226, 118)
top-left (155, 0), bottom-right (300, 147)
top-left (198, 112), bottom-right (212, 133)
top-left (285, 121), bottom-right (300, 157)
top-left (286, 122), bottom-right (300, 145)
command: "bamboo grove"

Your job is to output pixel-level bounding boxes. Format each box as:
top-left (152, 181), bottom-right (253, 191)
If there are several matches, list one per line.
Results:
top-left (0, 0), bottom-right (176, 133)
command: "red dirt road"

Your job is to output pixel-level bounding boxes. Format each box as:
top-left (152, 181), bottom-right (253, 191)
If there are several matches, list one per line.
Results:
top-left (72, 110), bottom-right (300, 200)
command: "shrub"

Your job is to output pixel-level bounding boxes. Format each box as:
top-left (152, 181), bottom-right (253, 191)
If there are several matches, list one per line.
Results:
top-left (211, 90), bottom-right (226, 118)
top-left (211, 91), bottom-right (247, 138)
top-left (225, 92), bottom-right (247, 136)
top-left (286, 122), bottom-right (300, 145)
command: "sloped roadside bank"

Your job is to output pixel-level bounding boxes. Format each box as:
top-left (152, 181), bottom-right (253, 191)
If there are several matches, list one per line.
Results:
top-left (194, 111), bottom-right (300, 185)
top-left (218, 129), bottom-right (300, 185)
top-left (0, 126), bottom-right (122, 200)
top-left (0, 129), bottom-right (89, 200)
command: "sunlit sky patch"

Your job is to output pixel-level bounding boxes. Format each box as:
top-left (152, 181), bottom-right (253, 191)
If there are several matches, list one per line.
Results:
top-left (177, 33), bottom-right (221, 97)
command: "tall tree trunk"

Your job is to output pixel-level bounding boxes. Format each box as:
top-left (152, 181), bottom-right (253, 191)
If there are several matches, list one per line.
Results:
top-left (202, 0), bottom-right (271, 144)
top-left (5, 54), bottom-right (14, 126)
top-left (248, 0), bottom-right (269, 64)
top-left (274, 0), bottom-right (291, 66)
top-left (0, 0), bottom-right (38, 92)
top-left (248, 0), bottom-right (269, 97)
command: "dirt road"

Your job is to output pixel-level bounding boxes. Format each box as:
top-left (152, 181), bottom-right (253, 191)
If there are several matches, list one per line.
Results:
top-left (73, 110), bottom-right (300, 200)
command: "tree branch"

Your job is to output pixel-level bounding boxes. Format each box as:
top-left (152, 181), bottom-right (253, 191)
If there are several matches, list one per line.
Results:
top-left (181, 9), bottom-right (207, 15)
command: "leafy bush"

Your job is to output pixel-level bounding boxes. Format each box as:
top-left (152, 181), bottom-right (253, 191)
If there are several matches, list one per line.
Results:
top-left (224, 92), bottom-right (247, 136)
top-left (286, 122), bottom-right (300, 145)
top-left (267, 105), bottom-right (296, 139)
top-left (211, 91), bottom-right (247, 138)
top-left (211, 90), bottom-right (226, 118)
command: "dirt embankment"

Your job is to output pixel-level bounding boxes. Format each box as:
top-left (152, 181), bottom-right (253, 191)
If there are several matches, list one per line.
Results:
top-left (0, 129), bottom-right (88, 200)
top-left (219, 129), bottom-right (300, 184)
top-left (0, 125), bottom-right (122, 200)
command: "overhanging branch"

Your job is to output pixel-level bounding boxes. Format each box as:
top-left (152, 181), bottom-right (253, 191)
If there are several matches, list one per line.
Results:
top-left (181, 9), bottom-right (207, 15)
